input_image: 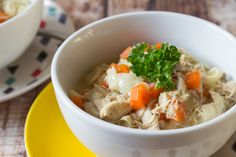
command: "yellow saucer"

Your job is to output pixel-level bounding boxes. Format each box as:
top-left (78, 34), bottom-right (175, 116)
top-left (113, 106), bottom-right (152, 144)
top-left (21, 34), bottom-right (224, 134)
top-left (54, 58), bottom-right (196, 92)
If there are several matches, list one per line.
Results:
top-left (24, 83), bottom-right (95, 157)
top-left (24, 83), bottom-right (236, 157)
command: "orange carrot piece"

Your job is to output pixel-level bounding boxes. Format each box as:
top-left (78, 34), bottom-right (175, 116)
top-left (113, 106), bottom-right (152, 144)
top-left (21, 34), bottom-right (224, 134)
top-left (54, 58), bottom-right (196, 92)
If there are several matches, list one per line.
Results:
top-left (173, 102), bottom-right (185, 122)
top-left (116, 64), bottom-right (129, 73)
top-left (0, 11), bottom-right (9, 23)
top-left (69, 90), bottom-right (84, 108)
top-left (159, 113), bottom-right (168, 121)
top-left (185, 71), bottom-right (201, 90)
top-left (100, 81), bottom-right (108, 89)
top-left (120, 47), bottom-right (132, 59)
top-left (130, 84), bottom-right (151, 110)
top-left (156, 42), bottom-right (162, 49)
top-left (149, 83), bottom-right (164, 98)
top-left (111, 63), bottom-right (129, 73)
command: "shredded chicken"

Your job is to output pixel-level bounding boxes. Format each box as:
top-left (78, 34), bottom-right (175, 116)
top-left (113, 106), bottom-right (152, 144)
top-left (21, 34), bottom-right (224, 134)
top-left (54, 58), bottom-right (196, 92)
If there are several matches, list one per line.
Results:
top-left (118, 113), bottom-right (142, 128)
top-left (70, 47), bottom-right (236, 130)
top-left (190, 91), bottom-right (225, 124)
top-left (83, 86), bottom-right (106, 111)
top-left (141, 99), bottom-right (160, 130)
top-left (216, 81), bottom-right (236, 101)
top-left (85, 64), bottom-right (108, 85)
top-left (100, 93), bottom-right (131, 121)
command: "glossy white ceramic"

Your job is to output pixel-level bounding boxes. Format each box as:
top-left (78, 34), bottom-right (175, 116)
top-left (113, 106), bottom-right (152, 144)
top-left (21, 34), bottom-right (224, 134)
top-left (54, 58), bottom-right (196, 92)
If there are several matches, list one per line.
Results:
top-left (0, 0), bottom-right (43, 70)
top-left (51, 12), bottom-right (236, 157)
top-left (0, 0), bottom-right (75, 103)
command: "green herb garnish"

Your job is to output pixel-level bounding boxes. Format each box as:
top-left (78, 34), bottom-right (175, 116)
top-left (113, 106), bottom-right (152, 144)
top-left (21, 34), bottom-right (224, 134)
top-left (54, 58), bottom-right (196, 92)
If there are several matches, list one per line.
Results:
top-left (127, 42), bottom-right (181, 91)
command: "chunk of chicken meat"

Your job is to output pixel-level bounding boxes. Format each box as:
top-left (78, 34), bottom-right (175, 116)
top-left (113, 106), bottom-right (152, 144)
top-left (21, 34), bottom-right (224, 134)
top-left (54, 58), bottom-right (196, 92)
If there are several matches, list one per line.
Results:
top-left (190, 90), bottom-right (225, 124)
top-left (100, 93), bottom-right (132, 121)
top-left (85, 64), bottom-right (108, 85)
top-left (83, 84), bottom-right (108, 110)
top-left (119, 113), bottom-right (142, 128)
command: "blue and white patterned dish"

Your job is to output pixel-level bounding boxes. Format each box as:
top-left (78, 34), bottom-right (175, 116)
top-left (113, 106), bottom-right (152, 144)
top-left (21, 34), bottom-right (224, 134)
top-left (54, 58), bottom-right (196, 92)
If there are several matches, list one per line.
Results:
top-left (0, 0), bottom-right (75, 103)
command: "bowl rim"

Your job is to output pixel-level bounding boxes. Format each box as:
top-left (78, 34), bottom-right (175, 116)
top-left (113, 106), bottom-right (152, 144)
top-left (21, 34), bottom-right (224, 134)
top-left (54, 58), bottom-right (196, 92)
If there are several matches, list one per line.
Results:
top-left (51, 11), bottom-right (236, 136)
top-left (0, 0), bottom-right (41, 27)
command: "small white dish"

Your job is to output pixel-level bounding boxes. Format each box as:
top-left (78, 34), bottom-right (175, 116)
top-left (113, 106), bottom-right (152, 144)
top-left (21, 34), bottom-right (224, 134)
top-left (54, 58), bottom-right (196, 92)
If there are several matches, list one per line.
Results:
top-left (0, 0), bottom-right (75, 103)
top-left (0, 0), bottom-right (43, 70)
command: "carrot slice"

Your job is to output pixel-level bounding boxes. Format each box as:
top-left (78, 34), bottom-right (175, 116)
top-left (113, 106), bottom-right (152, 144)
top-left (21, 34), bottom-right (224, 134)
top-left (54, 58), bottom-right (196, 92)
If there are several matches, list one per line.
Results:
top-left (149, 83), bottom-right (163, 98)
top-left (185, 71), bottom-right (201, 90)
top-left (130, 84), bottom-right (151, 110)
top-left (111, 63), bottom-right (129, 73)
top-left (0, 11), bottom-right (9, 23)
top-left (69, 90), bottom-right (84, 108)
top-left (156, 42), bottom-right (162, 49)
top-left (120, 47), bottom-right (132, 59)
top-left (173, 102), bottom-right (185, 122)
top-left (159, 113), bottom-right (168, 121)
top-left (100, 81), bottom-right (108, 89)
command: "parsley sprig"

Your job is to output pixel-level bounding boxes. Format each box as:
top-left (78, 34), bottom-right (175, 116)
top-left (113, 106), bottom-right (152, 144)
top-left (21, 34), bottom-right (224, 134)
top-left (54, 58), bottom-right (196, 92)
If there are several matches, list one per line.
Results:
top-left (127, 42), bottom-right (181, 91)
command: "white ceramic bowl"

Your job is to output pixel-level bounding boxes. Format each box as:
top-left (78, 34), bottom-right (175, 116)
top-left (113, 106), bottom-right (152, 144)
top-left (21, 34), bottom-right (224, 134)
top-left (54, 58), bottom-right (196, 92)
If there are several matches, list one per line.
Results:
top-left (51, 12), bottom-right (236, 157)
top-left (0, 0), bottom-right (43, 70)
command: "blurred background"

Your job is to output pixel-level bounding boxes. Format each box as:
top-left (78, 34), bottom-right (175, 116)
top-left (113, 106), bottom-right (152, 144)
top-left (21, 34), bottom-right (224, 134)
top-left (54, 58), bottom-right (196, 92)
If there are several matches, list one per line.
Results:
top-left (55, 0), bottom-right (236, 35)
